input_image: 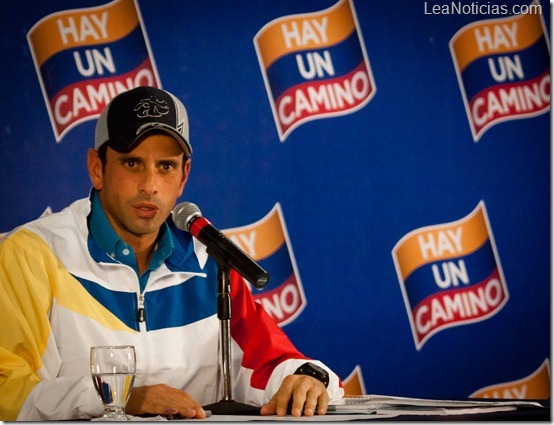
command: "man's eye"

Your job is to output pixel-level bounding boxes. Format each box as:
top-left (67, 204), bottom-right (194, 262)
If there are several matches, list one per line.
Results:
top-left (123, 160), bottom-right (137, 167)
top-left (161, 163), bottom-right (176, 171)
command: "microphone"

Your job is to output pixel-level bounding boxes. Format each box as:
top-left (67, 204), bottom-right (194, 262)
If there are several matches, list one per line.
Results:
top-left (172, 202), bottom-right (269, 289)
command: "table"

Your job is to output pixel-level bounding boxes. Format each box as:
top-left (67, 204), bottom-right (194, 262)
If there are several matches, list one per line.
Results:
top-left (195, 399), bottom-right (550, 421)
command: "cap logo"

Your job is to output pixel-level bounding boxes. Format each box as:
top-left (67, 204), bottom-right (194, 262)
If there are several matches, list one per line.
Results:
top-left (134, 95), bottom-right (170, 118)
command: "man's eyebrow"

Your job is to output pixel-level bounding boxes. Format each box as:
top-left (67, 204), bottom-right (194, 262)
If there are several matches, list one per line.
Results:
top-left (116, 153), bottom-right (183, 162)
top-left (118, 154), bottom-right (142, 161)
top-left (158, 153), bottom-right (185, 162)
top-left (158, 155), bottom-right (182, 161)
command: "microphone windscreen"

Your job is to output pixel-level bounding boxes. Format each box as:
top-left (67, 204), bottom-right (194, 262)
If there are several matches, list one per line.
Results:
top-left (172, 202), bottom-right (202, 232)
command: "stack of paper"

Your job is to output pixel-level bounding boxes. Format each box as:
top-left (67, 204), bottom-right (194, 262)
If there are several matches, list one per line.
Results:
top-left (328, 395), bottom-right (545, 417)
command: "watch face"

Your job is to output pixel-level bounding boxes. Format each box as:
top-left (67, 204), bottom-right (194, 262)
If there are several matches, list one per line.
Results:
top-left (295, 362), bottom-right (330, 387)
top-left (311, 364), bottom-right (327, 375)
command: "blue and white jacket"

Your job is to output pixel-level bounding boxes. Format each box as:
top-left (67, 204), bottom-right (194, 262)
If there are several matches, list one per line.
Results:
top-left (0, 196), bottom-right (343, 420)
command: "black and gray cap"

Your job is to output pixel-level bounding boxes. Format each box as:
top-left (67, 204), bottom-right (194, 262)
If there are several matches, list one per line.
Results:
top-left (95, 86), bottom-right (192, 156)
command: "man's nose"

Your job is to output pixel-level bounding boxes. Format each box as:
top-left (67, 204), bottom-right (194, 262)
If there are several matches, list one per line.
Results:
top-left (138, 168), bottom-right (159, 194)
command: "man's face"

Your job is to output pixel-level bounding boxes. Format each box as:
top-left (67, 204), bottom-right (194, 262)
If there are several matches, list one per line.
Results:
top-left (90, 134), bottom-right (190, 245)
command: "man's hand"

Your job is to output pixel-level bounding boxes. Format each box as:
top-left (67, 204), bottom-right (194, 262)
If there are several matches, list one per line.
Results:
top-left (126, 384), bottom-right (207, 419)
top-left (260, 374), bottom-right (329, 417)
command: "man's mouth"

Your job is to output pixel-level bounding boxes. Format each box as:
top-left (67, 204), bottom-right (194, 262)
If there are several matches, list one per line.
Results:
top-left (133, 202), bottom-right (160, 219)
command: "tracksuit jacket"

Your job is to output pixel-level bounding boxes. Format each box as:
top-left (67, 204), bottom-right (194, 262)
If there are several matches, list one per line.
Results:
top-left (0, 196), bottom-right (343, 420)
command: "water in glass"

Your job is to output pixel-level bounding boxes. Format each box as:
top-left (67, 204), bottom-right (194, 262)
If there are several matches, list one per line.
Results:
top-left (91, 345), bottom-right (136, 420)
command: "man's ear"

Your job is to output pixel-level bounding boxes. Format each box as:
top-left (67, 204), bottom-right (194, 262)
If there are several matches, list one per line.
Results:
top-left (87, 148), bottom-right (103, 190)
top-left (178, 158), bottom-right (191, 196)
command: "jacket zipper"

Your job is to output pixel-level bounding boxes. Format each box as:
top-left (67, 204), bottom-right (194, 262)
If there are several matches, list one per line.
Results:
top-left (135, 291), bottom-right (151, 387)
top-left (138, 294), bottom-right (145, 323)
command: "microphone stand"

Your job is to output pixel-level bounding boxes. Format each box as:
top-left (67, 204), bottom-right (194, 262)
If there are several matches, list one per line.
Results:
top-left (202, 262), bottom-right (262, 415)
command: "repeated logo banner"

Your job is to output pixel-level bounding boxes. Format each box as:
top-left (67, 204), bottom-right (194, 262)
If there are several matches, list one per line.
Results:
top-left (470, 359), bottom-right (550, 399)
top-left (450, 1), bottom-right (550, 141)
top-left (342, 365), bottom-right (367, 396)
top-left (27, 0), bottom-right (160, 142)
top-left (254, 0), bottom-right (376, 141)
top-left (392, 201), bottom-right (508, 350)
top-left (223, 203), bottom-right (306, 326)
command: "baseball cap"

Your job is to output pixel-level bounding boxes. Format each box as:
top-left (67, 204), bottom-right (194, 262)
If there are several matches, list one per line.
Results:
top-left (95, 86), bottom-right (192, 156)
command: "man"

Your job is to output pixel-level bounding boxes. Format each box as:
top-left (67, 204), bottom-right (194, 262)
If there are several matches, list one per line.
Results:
top-left (0, 86), bottom-right (343, 420)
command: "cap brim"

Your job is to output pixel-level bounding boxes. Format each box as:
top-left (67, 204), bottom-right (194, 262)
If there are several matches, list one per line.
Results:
top-left (122, 126), bottom-right (193, 156)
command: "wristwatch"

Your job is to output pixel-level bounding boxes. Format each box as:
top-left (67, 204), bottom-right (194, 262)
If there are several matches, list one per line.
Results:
top-left (294, 362), bottom-right (330, 388)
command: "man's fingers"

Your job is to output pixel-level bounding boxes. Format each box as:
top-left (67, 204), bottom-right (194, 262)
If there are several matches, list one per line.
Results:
top-left (268, 375), bottom-right (329, 417)
top-left (260, 374), bottom-right (331, 417)
top-left (289, 380), bottom-right (311, 417)
top-left (291, 378), bottom-right (327, 416)
top-left (126, 384), bottom-right (206, 419)
top-left (259, 399), bottom-right (277, 416)
top-left (316, 388), bottom-right (330, 415)
top-left (301, 392), bottom-right (319, 416)
top-left (272, 377), bottom-right (295, 416)
top-left (181, 407), bottom-right (206, 419)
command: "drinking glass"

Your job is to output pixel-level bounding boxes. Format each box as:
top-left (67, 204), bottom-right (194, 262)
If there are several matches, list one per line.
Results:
top-left (91, 345), bottom-right (136, 420)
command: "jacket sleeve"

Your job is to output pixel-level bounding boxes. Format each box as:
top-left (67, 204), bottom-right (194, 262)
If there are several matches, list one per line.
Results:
top-left (0, 230), bottom-right (103, 420)
top-left (228, 270), bottom-right (344, 406)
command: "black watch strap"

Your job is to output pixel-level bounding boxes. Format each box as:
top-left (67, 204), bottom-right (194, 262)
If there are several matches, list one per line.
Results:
top-left (294, 362), bottom-right (330, 388)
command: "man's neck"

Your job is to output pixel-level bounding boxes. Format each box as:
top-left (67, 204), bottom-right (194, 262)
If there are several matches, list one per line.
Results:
top-left (125, 234), bottom-right (158, 275)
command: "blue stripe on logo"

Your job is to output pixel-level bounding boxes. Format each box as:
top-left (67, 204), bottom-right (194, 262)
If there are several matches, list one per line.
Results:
top-left (460, 37), bottom-right (550, 100)
top-left (266, 30), bottom-right (363, 100)
top-left (40, 24), bottom-right (148, 97)
top-left (404, 239), bottom-right (498, 308)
